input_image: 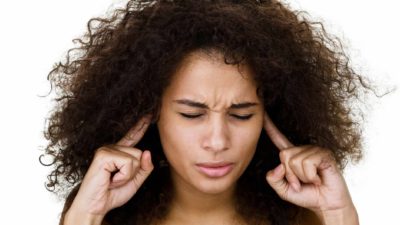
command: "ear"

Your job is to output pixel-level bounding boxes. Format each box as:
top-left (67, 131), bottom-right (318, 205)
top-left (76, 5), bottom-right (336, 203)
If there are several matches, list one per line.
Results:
top-left (152, 105), bottom-right (161, 124)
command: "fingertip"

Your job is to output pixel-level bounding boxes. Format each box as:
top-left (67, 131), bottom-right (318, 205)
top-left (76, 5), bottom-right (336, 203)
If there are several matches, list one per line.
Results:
top-left (265, 170), bottom-right (273, 181)
top-left (110, 174), bottom-right (128, 188)
top-left (142, 150), bottom-right (154, 171)
top-left (266, 164), bottom-right (290, 198)
top-left (147, 150), bottom-right (153, 166)
top-left (313, 176), bottom-right (322, 186)
top-left (287, 174), bottom-right (301, 192)
top-left (275, 164), bottom-right (285, 175)
top-left (291, 181), bottom-right (301, 192)
top-left (291, 175), bottom-right (302, 192)
top-left (266, 164), bottom-right (285, 182)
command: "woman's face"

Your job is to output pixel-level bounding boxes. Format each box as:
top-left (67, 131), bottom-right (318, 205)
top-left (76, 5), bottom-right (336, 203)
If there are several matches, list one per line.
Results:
top-left (157, 52), bottom-right (264, 195)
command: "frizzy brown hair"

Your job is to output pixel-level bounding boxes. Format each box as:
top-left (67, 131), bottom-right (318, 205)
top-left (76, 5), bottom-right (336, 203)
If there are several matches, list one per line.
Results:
top-left (42, 0), bottom-right (375, 224)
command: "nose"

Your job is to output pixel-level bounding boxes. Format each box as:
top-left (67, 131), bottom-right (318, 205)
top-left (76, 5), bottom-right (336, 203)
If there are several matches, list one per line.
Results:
top-left (201, 115), bottom-right (230, 152)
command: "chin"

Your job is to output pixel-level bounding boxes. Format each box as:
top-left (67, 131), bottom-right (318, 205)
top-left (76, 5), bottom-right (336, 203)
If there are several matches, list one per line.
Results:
top-left (193, 175), bottom-right (238, 195)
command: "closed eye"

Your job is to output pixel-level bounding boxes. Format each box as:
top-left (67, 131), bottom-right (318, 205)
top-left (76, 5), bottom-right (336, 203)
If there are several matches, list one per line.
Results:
top-left (231, 114), bottom-right (253, 120)
top-left (179, 113), bottom-right (202, 119)
top-left (179, 113), bottom-right (253, 120)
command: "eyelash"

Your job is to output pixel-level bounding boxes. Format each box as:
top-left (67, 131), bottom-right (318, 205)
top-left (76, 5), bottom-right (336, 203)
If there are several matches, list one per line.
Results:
top-left (179, 113), bottom-right (253, 120)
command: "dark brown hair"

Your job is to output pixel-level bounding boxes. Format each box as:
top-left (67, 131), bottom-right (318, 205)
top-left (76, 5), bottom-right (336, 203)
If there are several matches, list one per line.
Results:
top-left (42, 0), bottom-right (375, 224)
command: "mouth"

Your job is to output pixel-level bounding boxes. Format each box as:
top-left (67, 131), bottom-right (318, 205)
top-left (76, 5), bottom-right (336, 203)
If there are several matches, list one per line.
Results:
top-left (195, 162), bottom-right (234, 178)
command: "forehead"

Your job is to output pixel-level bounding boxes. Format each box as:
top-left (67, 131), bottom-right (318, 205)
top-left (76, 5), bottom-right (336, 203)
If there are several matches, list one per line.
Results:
top-left (171, 52), bottom-right (256, 91)
top-left (165, 52), bottom-right (257, 108)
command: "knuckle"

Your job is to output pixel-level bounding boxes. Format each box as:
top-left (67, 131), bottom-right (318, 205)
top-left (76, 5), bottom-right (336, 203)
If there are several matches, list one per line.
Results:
top-left (124, 156), bottom-right (133, 165)
top-left (321, 149), bottom-right (335, 161)
top-left (288, 158), bottom-right (297, 169)
top-left (279, 149), bottom-right (291, 161)
top-left (131, 158), bottom-right (140, 168)
top-left (312, 146), bottom-right (330, 154)
top-left (302, 158), bottom-right (314, 168)
top-left (303, 163), bottom-right (316, 177)
top-left (302, 145), bottom-right (317, 154)
top-left (94, 146), bottom-right (112, 159)
top-left (123, 134), bottom-right (135, 142)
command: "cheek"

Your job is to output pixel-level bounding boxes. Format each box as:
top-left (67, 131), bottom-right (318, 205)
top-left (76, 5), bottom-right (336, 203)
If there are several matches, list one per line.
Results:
top-left (233, 119), bottom-right (263, 157)
top-left (236, 130), bottom-right (260, 153)
top-left (157, 116), bottom-right (197, 161)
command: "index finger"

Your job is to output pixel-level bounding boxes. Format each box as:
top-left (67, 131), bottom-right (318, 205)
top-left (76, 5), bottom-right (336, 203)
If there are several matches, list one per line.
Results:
top-left (116, 114), bottom-right (152, 147)
top-left (263, 111), bottom-right (294, 150)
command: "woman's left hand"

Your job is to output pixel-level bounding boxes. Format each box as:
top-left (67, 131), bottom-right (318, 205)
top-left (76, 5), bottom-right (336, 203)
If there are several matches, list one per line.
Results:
top-left (263, 112), bottom-right (358, 223)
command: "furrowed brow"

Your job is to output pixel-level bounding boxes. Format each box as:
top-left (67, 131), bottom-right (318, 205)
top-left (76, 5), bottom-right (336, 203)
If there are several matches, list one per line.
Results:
top-left (173, 99), bottom-right (258, 109)
top-left (173, 99), bottom-right (208, 108)
top-left (230, 102), bottom-right (258, 109)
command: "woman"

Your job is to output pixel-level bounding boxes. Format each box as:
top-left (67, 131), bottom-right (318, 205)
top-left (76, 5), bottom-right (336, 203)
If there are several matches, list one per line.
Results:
top-left (42, 0), bottom-right (371, 224)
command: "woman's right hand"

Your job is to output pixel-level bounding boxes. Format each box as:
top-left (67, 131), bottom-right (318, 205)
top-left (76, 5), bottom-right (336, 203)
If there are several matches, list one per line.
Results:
top-left (64, 115), bottom-right (154, 225)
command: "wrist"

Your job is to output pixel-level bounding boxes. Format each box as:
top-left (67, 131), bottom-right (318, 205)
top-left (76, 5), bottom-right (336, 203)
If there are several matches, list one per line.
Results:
top-left (315, 205), bottom-right (359, 225)
top-left (64, 207), bottom-right (104, 225)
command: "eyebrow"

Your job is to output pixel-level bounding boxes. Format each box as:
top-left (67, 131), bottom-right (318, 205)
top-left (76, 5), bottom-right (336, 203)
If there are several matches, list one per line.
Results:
top-left (173, 99), bottom-right (259, 109)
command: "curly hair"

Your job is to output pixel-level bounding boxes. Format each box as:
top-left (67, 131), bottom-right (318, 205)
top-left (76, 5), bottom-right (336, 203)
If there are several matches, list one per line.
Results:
top-left (41, 0), bottom-right (374, 224)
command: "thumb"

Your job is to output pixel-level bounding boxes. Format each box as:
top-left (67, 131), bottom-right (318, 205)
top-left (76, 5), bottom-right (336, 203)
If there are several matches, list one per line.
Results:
top-left (134, 150), bottom-right (154, 184)
top-left (266, 164), bottom-right (289, 198)
top-left (140, 150), bottom-right (154, 172)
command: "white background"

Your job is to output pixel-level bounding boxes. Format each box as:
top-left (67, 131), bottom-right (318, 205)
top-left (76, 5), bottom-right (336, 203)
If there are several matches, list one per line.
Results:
top-left (0, 0), bottom-right (398, 224)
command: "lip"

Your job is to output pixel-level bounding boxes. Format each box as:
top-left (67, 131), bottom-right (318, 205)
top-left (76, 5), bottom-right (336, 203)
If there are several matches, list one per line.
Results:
top-left (195, 162), bottom-right (234, 178)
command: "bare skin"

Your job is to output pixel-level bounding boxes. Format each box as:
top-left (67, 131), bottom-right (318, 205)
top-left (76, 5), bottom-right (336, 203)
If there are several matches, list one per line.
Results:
top-left (264, 112), bottom-right (359, 225)
top-left (63, 52), bottom-right (358, 225)
top-left (63, 112), bottom-right (357, 225)
top-left (64, 115), bottom-right (154, 225)
top-left (155, 52), bottom-right (264, 225)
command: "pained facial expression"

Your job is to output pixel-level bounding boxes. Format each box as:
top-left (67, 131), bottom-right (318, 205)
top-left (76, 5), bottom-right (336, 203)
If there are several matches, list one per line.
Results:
top-left (157, 51), bottom-right (264, 195)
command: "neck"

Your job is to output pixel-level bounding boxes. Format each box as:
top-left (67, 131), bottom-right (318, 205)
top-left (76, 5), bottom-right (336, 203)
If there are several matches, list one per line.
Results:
top-left (166, 172), bottom-right (242, 224)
